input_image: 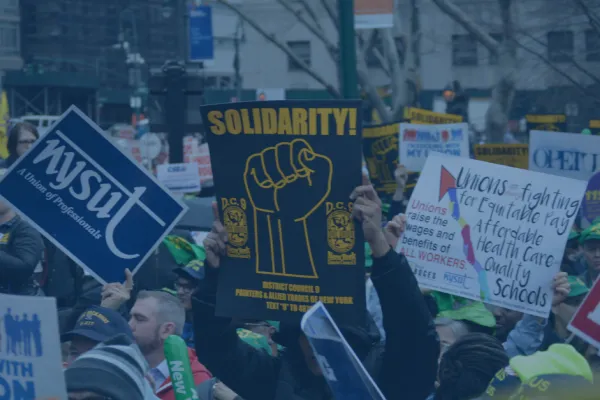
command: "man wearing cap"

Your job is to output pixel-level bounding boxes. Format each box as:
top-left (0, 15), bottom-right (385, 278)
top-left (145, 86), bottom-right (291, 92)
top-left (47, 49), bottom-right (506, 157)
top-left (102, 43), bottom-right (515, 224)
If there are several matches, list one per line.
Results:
top-left (61, 305), bottom-right (135, 366)
top-left (579, 218), bottom-right (600, 287)
top-left (173, 259), bottom-right (205, 348)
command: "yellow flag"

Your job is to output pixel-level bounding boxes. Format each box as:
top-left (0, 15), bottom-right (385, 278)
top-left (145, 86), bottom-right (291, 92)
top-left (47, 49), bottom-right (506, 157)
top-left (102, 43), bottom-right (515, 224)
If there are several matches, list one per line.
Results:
top-left (0, 92), bottom-right (9, 158)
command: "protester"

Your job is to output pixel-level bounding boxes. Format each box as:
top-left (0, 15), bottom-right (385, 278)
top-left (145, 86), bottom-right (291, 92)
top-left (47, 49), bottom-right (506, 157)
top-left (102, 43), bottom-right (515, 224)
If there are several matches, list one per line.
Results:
top-left (579, 218), bottom-right (600, 286)
top-left (65, 334), bottom-right (159, 400)
top-left (0, 121), bottom-right (39, 168)
top-left (432, 333), bottom-right (509, 400)
top-left (128, 290), bottom-right (212, 399)
top-left (61, 305), bottom-right (134, 365)
top-left (0, 199), bottom-right (44, 295)
top-left (434, 317), bottom-right (470, 360)
top-left (194, 184), bottom-right (439, 400)
top-left (482, 343), bottom-right (596, 399)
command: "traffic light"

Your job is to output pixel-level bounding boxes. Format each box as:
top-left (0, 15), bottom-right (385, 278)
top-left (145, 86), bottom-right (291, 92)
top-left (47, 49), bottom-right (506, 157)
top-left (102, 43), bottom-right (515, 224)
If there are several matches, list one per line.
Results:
top-left (444, 80), bottom-right (469, 122)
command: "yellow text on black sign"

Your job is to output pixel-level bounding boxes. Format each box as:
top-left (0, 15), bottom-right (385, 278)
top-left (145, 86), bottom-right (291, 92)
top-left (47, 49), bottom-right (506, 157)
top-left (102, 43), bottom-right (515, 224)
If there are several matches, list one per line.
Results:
top-left (403, 107), bottom-right (463, 125)
top-left (363, 123), bottom-right (400, 138)
top-left (525, 114), bottom-right (566, 124)
top-left (207, 107), bottom-right (357, 136)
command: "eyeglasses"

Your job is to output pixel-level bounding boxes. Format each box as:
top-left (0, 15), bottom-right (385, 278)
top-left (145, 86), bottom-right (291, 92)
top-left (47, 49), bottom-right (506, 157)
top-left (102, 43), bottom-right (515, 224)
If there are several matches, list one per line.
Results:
top-left (18, 139), bottom-right (36, 145)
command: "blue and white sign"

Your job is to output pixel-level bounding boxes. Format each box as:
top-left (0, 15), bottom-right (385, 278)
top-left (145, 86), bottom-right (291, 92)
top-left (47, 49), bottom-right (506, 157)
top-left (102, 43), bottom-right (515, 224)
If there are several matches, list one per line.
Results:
top-left (529, 130), bottom-right (600, 181)
top-left (0, 293), bottom-right (67, 399)
top-left (0, 106), bottom-right (187, 284)
top-left (301, 302), bottom-right (385, 400)
top-left (189, 5), bottom-right (214, 62)
top-left (157, 162), bottom-right (201, 195)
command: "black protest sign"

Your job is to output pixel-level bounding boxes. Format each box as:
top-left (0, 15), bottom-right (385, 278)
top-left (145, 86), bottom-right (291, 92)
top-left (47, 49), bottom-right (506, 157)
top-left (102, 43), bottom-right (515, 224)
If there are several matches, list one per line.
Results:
top-left (525, 114), bottom-right (567, 133)
top-left (363, 123), bottom-right (399, 199)
top-left (201, 100), bottom-right (365, 324)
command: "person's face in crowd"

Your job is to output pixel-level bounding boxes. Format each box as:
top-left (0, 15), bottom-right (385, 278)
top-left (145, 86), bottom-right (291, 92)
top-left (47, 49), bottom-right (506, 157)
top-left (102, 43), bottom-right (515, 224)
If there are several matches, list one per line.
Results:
top-left (436, 325), bottom-right (459, 358)
top-left (174, 277), bottom-right (196, 310)
top-left (244, 321), bottom-right (276, 340)
top-left (582, 239), bottom-right (600, 273)
top-left (565, 240), bottom-right (581, 261)
top-left (490, 306), bottom-right (523, 340)
top-left (298, 334), bottom-right (322, 376)
top-left (129, 297), bottom-right (173, 355)
top-left (68, 391), bottom-right (111, 400)
top-left (66, 336), bottom-right (99, 366)
top-left (16, 128), bottom-right (38, 156)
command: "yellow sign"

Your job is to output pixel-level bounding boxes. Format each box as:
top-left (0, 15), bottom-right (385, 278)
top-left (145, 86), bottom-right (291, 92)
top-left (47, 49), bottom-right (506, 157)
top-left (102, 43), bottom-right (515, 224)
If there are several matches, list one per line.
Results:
top-left (363, 123), bottom-right (399, 196)
top-left (525, 114), bottom-right (566, 132)
top-left (403, 107), bottom-right (463, 125)
top-left (0, 92), bottom-right (9, 159)
top-left (473, 144), bottom-right (529, 169)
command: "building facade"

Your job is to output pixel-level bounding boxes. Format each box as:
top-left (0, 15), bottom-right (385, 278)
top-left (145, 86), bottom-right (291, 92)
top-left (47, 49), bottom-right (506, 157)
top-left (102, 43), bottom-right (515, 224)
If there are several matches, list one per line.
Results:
top-left (0, 0), bottom-right (22, 77)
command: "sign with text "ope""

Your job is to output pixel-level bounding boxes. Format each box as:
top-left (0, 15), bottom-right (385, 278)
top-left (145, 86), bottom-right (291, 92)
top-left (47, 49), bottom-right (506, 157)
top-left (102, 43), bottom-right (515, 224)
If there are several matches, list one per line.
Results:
top-left (0, 106), bottom-right (187, 284)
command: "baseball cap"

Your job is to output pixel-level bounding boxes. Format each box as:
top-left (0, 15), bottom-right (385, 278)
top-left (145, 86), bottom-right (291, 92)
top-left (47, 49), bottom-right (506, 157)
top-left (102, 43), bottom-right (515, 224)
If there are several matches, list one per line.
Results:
top-left (61, 306), bottom-right (134, 343)
top-left (567, 276), bottom-right (589, 298)
top-left (579, 218), bottom-right (600, 243)
top-left (568, 229), bottom-right (580, 241)
top-left (174, 259), bottom-right (205, 281)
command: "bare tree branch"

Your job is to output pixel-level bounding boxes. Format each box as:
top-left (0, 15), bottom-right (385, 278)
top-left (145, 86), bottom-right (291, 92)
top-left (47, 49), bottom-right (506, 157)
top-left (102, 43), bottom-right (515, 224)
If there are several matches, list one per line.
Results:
top-left (573, 0), bottom-right (600, 36)
top-left (276, 0), bottom-right (338, 59)
top-left (299, 0), bottom-right (324, 33)
top-left (358, 30), bottom-right (391, 77)
top-left (515, 39), bottom-right (600, 103)
top-left (519, 30), bottom-right (600, 85)
top-left (356, 38), bottom-right (392, 122)
top-left (216, 0), bottom-right (340, 98)
top-left (431, 0), bottom-right (499, 53)
top-left (319, 0), bottom-right (338, 32)
top-left (381, 30), bottom-right (405, 117)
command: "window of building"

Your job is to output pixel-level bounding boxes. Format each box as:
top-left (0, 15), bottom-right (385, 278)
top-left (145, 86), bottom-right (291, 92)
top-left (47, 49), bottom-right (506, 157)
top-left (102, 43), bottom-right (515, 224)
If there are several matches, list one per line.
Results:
top-left (287, 40), bottom-right (311, 71)
top-left (0, 23), bottom-right (19, 56)
top-left (452, 34), bottom-right (478, 66)
top-left (585, 29), bottom-right (600, 62)
top-left (547, 31), bottom-right (574, 62)
top-left (488, 33), bottom-right (503, 65)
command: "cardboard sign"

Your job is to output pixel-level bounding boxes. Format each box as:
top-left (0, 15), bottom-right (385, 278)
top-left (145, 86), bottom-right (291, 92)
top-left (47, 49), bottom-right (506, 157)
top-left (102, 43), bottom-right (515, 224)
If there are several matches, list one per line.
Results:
top-left (396, 153), bottom-right (586, 317)
top-left (0, 294), bottom-right (67, 399)
top-left (0, 106), bottom-right (187, 284)
top-left (529, 130), bottom-right (600, 181)
top-left (157, 162), bottom-right (201, 194)
top-left (200, 100), bottom-right (365, 324)
top-left (301, 302), bottom-right (385, 399)
top-left (569, 277), bottom-right (600, 349)
top-left (474, 144), bottom-right (529, 169)
top-left (363, 122), bottom-right (399, 199)
top-left (399, 123), bottom-right (470, 172)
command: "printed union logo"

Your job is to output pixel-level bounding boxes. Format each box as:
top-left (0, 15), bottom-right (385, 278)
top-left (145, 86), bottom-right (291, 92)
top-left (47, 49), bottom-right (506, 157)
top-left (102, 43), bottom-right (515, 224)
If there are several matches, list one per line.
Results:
top-left (223, 205), bottom-right (248, 247)
top-left (412, 264), bottom-right (436, 281)
top-left (443, 271), bottom-right (473, 289)
top-left (327, 209), bottom-right (355, 253)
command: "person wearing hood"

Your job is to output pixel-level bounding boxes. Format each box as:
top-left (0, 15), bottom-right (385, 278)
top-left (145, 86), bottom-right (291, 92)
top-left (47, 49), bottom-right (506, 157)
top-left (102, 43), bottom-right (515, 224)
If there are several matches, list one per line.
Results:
top-left (193, 184), bottom-right (439, 400)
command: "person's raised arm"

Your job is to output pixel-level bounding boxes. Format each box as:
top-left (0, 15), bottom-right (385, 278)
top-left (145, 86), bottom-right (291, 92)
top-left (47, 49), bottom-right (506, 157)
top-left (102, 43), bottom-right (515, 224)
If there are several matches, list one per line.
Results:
top-left (351, 185), bottom-right (439, 400)
top-left (193, 203), bottom-right (279, 400)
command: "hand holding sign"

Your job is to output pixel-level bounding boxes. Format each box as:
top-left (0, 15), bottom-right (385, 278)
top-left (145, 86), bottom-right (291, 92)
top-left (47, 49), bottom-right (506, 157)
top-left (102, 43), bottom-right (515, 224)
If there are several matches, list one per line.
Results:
top-left (204, 202), bottom-right (228, 269)
top-left (243, 139), bottom-right (333, 278)
top-left (101, 268), bottom-right (134, 310)
top-left (351, 185), bottom-right (389, 257)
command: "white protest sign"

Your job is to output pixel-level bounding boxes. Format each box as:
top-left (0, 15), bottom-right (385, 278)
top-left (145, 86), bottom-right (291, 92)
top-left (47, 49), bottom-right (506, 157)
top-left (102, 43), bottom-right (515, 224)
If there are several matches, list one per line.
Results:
top-left (0, 294), bottom-right (67, 399)
top-left (399, 123), bottom-right (470, 172)
top-left (157, 162), bottom-right (201, 194)
top-left (529, 130), bottom-right (600, 181)
top-left (396, 153), bottom-right (587, 317)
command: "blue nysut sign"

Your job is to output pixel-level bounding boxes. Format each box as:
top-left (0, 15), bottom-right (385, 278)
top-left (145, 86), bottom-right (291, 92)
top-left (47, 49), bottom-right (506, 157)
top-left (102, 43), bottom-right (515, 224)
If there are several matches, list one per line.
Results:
top-left (0, 106), bottom-right (187, 284)
top-left (189, 5), bottom-right (214, 61)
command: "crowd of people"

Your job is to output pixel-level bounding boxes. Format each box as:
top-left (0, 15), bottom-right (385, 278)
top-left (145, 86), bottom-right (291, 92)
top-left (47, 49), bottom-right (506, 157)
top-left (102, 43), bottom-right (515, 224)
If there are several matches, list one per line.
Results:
top-left (0, 121), bottom-right (599, 400)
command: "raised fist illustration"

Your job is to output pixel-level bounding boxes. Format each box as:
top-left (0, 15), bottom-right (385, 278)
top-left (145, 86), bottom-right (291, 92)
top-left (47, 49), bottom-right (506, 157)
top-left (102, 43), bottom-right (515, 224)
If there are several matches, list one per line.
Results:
top-left (244, 139), bottom-right (333, 222)
top-left (242, 139), bottom-right (333, 278)
top-left (371, 135), bottom-right (398, 183)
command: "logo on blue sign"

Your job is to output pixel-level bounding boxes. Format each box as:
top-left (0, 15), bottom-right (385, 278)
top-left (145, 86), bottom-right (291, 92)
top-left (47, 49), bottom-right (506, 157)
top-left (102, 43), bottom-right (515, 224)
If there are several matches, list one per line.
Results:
top-left (0, 106), bottom-right (187, 284)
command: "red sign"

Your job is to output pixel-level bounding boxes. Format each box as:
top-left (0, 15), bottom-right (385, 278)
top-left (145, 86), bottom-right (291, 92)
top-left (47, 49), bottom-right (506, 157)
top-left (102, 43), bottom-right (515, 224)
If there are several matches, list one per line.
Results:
top-left (569, 277), bottom-right (600, 349)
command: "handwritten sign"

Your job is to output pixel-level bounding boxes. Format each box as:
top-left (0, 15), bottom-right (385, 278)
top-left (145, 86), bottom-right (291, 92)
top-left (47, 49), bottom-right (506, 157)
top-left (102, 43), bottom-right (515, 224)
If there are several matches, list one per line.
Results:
top-left (399, 123), bottom-right (470, 172)
top-left (301, 302), bottom-right (385, 399)
top-left (0, 106), bottom-right (187, 284)
top-left (200, 100), bottom-right (365, 324)
top-left (363, 122), bottom-right (399, 199)
top-left (474, 144), bottom-right (529, 169)
top-left (396, 153), bottom-right (586, 317)
top-left (529, 130), bottom-right (600, 181)
top-left (0, 294), bottom-right (67, 400)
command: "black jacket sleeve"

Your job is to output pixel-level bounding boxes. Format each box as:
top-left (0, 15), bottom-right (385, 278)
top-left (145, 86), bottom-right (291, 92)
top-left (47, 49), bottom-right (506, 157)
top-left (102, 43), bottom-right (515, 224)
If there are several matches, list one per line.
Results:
top-left (192, 268), bottom-right (280, 400)
top-left (370, 248), bottom-right (439, 400)
top-left (0, 219), bottom-right (44, 287)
